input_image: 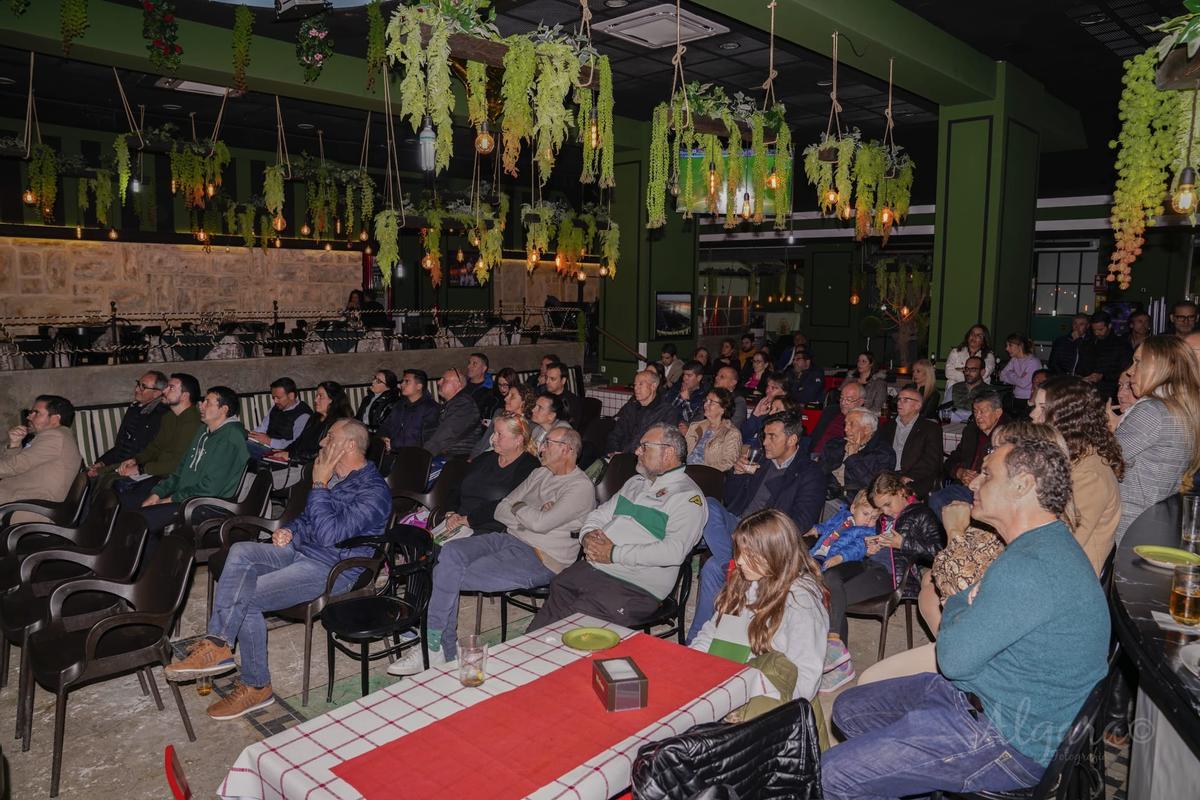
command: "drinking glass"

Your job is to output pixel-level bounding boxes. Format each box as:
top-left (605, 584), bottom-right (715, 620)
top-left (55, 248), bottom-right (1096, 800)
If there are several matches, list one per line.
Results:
top-left (459, 635), bottom-right (488, 687)
top-left (1170, 564), bottom-right (1200, 626)
top-left (196, 675), bottom-right (212, 697)
top-left (1181, 495), bottom-right (1200, 552)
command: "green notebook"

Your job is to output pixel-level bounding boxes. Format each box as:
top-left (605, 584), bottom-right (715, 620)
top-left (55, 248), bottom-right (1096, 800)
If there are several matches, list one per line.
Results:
top-left (707, 613), bottom-right (753, 664)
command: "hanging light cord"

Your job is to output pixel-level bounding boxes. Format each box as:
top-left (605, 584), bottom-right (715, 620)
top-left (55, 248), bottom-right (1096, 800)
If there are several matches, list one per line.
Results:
top-left (760, 1), bottom-right (778, 112)
top-left (669, 0), bottom-right (690, 129)
top-left (380, 65), bottom-right (408, 225)
top-left (112, 68), bottom-right (145, 149)
top-left (824, 32), bottom-right (843, 140)
top-left (22, 51), bottom-right (38, 157)
top-left (275, 96), bottom-right (293, 178)
top-left (358, 111), bottom-right (372, 171)
top-left (208, 89), bottom-right (230, 156)
top-left (882, 58), bottom-right (896, 155)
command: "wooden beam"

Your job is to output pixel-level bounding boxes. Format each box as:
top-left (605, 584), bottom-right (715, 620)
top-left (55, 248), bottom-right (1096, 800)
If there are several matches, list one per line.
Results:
top-left (1156, 46), bottom-right (1200, 90)
top-left (419, 24), bottom-right (599, 90)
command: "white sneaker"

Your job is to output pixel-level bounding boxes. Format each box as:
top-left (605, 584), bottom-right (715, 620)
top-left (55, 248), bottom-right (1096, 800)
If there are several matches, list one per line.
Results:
top-left (386, 645), bottom-right (446, 676)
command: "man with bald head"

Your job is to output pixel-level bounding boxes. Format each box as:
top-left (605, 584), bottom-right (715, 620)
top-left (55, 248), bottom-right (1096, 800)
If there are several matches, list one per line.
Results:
top-left (423, 368), bottom-right (482, 459)
top-left (810, 379), bottom-right (866, 457)
top-left (713, 365), bottom-right (748, 427)
top-left (606, 368), bottom-right (681, 455)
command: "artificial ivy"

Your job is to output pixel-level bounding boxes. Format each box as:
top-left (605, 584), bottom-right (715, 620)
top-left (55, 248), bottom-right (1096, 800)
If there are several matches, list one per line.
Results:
top-left (28, 143), bottom-right (57, 221)
top-left (77, 172), bottom-right (90, 213)
top-left (533, 41), bottom-right (576, 183)
top-left (374, 209), bottom-right (399, 286)
top-left (852, 140), bottom-right (885, 240)
top-left (358, 169), bottom-right (375, 234)
top-left (555, 211), bottom-right (586, 272)
top-left (386, 6), bottom-right (452, 173)
top-left (389, 6), bottom-right (426, 133)
top-left (423, 210), bottom-right (444, 287)
top-left (750, 112), bottom-right (768, 224)
top-left (305, 164), bottom-right (338, 239)
top-left (834, 133), bottom-right (858, 219)
top-left (365, 0), bottom-right (386, 91)
top-left (522, 201), bottom-right (554, 258)
top-left (91, 169), bottom-right (114, 228)
top-left (877, 152), bottom-right (914, 245)
top-left (263, 164), bottom-right (285, 221)
top-left (646, 103), bottom-right (670, 229)
top-left (500, 35), bottom-right (536, 176)
top-left (60, 0), bottom-right (88, 55)
top-left (475, 225), bottom-right (503, 284)
top-left (238, 208), bottom-right (257, 248)
top-left (597, 55), bottom-right (615, 189)
top-left (231, 4), bottom-right (254, 93)
top-left (425, 19), bottom-right (454, 175)
top-left (723, 113), bottom-right (743, 229)
top-left (143, 1), bottom-right (182, 72)
top-left (577, 85), bottom-right (595, 184)
top-left (773, 123), bottom-right (792, 230)
top-left (297, 14), bottom-right (333, 83)
top-left (258, 214), bottom-right (272, 252)
top-left (802, 136), bottom-right (834, 211)
top-left (600, 223), bottom-right (620, 279)
top-left (170, 141), bottom-right (230, 209)
top-left (114, 134), bottom-right (131, 204)
top-left (466, 60), bottom-right (489, 129)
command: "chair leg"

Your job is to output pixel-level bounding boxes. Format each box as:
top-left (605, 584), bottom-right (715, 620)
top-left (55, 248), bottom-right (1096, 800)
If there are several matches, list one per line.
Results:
top-left (18, 642), bottom-right (33, 750)
top-left (167, 676), bottom-right (197, 742)
top-left (49, 685), bottom-right (68, 798)
top-left (877, 614), bottom-right (889, 662)
top-left (905, 602), bottom-right (914, 649)
top-left (206, 570), bottom-right (215, 622)
top-left (136, 668), bottom-right (149, 696)
top-left (144, 666), bottom-right (165, 711)
top-left (474, 592), bottom-right (484, 635)
top-left (0, 633), bottom-right (8, 690)
top-left (325, 630), bottom-right (336, 705)
top-left (421, 614), bottom-right (430, 671)
top-left (301, 614), bottom-right (313, 707)
top-left (360, 642), bottom-right (370, 698)
top-left (500, 596), bottom-right (509, 643)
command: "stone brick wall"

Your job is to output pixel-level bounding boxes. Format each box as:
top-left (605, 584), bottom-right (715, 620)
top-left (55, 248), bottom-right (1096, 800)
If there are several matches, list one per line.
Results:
top-left (490, 258), bottom-right (598, 314)
top-left (0, 237), bottom-right (362, 332)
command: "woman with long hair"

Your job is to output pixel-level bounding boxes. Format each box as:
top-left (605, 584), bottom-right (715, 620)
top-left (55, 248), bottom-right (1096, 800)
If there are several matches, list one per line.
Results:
top-left (1030, 376), bottom-right (1123, 573)
top-left (440, 413), bottom-right (540, 536)
top-left (742, 350), bottom-right (772, 397)
top-left (277, 381), bottom-right (352, 464)
top-left (944, 323), bottom-right (996, 386)
top-left (846, 352), bottom-right (887, 413)
top-left (690, 508), bottom-right (829, 701)
top-left (911, 358), bottom-right (939, 419)
top-left (1111, 335), bottom-right (1200, 539)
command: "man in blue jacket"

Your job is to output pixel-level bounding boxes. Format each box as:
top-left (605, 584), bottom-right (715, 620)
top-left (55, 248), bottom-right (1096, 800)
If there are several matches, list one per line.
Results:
top-left (165, 418), bottom-right (391, 721)
top-left (687, 412), bottom-right (825, 642)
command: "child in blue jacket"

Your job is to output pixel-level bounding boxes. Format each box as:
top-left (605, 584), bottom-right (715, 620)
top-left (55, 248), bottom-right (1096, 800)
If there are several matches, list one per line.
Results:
top-left (808, 490), bottom-right (880, 571)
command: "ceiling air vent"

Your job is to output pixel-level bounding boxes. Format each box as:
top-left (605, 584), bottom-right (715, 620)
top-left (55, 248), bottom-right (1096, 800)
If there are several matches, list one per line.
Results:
top-left (593, 3), bottom-right (729, 49)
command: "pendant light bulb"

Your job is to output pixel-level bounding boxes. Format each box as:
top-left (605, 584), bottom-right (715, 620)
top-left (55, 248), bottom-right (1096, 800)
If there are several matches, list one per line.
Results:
top-left (323, 242), bottom-right (332, 251)
top-left (395, 259), bottom-right (405, 279)
top-left (418, 115), bottom-right (436, 173)
top-left (274, 237), bottom-right (282, 248)
top-left (740, 192), bottom-right (752, 220)
top-left (21, 188), bottom-right (35, 205)
top-left (708, 162), bottom-right (717, 196)
top-left (75, 224), bottom-right (82, 239)
top-left (364, 244), bottom-right (372, 255)
top-left (554, 253), bottom-right (563, 269)
top-left (766, 171), bottom-right (780, 190)
top-left (588, 107), bottom-right (600, 150)
top-left (879, 206), bottom-right (894, 226)
top-left (824, 189), bottom-right (839, 207)
top-left (335, 219), bottom-right (342, 235)
top-left (359, 229), bottom-right (368, 242)
top-left (170, 179), bottom-right (178, 194)
top-left (196, 230), bottom-right (207, 243)
top-left (107, 227), bottom-right (119, 240)
top-left (527, 250), bottom-right (539, 267)
top-left (474, 121), bottom-right (495, 155)
top-left (130, 177), bottom-right (141, 194)
top-left (576, 269), bottom-right (586, 283)
top-left (422, 253), bottom-right (434, 270)
top-left (599, 264), bottom-right (610, 277)
top-left (1172, 167), bottom-right (1198, 214)
top-left (840, 204), bottom-right (854, 221)
top-left (456, 248), bottom-right (465, 264)
top-left (206, 183), bottom-right (216, 198)
top-left (849, 291), bottom-right (860, 306)
top-left (901, 305), bottom-right (910, 318)
top-left (300, 222), bottom-right (311, 237)
top-left (272, 214), bottom-right (287, 232)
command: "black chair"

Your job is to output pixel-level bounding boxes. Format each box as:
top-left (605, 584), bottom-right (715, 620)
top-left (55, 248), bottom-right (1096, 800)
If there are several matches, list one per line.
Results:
top-left (365, 435), bottom-right (388, 470)
top-left (3, 512), bottom-right (149, 752)
top-left (178, 467), bottom-right (273, 569)
top-left (384, 448), bottom-right (434, 522)
top-left (596, 452), bottom-right (638, 505)
top-left (26, 535), bottom-right (196, 797)
top-left (685, 464), bottom-right (725, 504)
top-left (321, 524), bottom-right (435, 699)
top-left (845, 588), bottom-right (915, 661)
top-left (0, 465), bottom-right (90, 531)
top-left (631, 560), bottom-right (694, 644)
top-left (392, 456), bottom-right (469, 529)
top-left (577, 396), bottom-right (602, 432)
top-left (581, 417), bottom-right (615, 457)
top-left (931, 648), bottom-right (1122, 800)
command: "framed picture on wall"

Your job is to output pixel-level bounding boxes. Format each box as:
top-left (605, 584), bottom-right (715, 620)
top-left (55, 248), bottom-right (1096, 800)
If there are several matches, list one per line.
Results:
top-left (655, 293), bottom-right (693, 339)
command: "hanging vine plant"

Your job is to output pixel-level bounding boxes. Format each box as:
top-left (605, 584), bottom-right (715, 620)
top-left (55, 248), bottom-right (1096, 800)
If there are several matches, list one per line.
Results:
top-left (143, 1), bottom-right (182, 72)
top-left (60, 0), bottom-right (88, 55)
top-left (877, 149), bottom-right (914, 245)
top-left (600, 223), bottom-right (620, 278)
top-left (647, 103), bottom-right (670, 229)
top-left (851, 140), bottom-right (885, 240)
top-left (385, 5), bottom-right (452, 173)
top-left (500, 35), bottom-right (537, 177)
top-left (577, 83), bottom-right (595, 184)
top-left (114, 134), bottom-right (131, 205)
top-left (90, 169), bottom-right (114, 228)
top-left (533, 40), bottom-right (577, 183)
top-left (305, 164), bottom-right (338, 239)
top-left (297, 14), bottom-right (333, 83)
top-left (772, 123), bottom-right (791, 230)
top-left (466, 60), bottom-right (489, 129)
top-left (750, 112), bottom-right (768, 224)
top-left (365, 0), bottom-right (386, 90)
top-left (28, 143), bottom-right (57, 222)
top-left (426, 20), bottom-right (454, 175)
top-left (597, 54), bottom-right (615, 189)
top-left (170, 141), bottom-right (230, 209)
top-left (374, 209), bottom-right (400, 285)
top-left (474, 225), bottom-right (503, 284)
top-left (1108, 49), bottom-right (1180, 289)
top-left (422, 210), bottom-right (444, 287)
top-left (263, 164), bottom-right (285, 222)
top-left (522, 200), bottom-right (555, 260)
top-left (231, 4), bottom-right (254, 93)
top-left (390, 6), bottom-right (425, 132)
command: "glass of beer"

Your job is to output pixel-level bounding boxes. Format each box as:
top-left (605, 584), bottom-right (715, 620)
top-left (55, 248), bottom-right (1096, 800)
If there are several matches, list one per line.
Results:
top-left (1181, 495), bottom-right (1200, 552)
top-left (196, 675), bottom-right (212, 697)
top-left (1169, 564), bottom-right (1200, 626)
top-left (459, 635), bottom-right (488, 687)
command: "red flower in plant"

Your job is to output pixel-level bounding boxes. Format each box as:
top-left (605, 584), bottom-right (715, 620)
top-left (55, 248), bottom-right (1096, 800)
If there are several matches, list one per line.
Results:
top-left (163, 14), bottom-right (173, 23)
top-left (144, 1), bottom-right (153, 9)
top-left (174, 45), bottom-right (182, 53)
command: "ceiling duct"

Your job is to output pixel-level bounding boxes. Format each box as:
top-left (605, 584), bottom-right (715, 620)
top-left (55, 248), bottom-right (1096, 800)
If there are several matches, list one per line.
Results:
top-left (593, 3), bottom-right (729, 49)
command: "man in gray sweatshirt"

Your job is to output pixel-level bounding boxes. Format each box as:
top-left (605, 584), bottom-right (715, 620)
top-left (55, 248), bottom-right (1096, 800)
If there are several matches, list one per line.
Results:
top-left (390, 427), bottom-right (596, 674)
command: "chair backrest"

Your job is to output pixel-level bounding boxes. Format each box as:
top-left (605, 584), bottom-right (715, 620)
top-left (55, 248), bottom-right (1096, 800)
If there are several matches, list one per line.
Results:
top-left (578, 396), bottom-right (603, 432)
top-left (281, 477), bottom-right (314, 524)
top-left (386, 524), bottom-right (435, 614)
top-left (387, 448), bottom-right (433, 496)
top-left (684, 464), bottom-right (725, 504)
top-left (236, 469), bottom-right (275, 517)
top-left (63, 467), bottom-right (92, 525)
top-left (429, 457), bottom-right (470, 522)
top-left (91, 511), bottom-right (150, 582)
top-left (582, 416), bottom-right (615, 452)
top-left (596, 452), bottom-right (638, 506)
top-left (366, 435), bottom-right (388, 468)
top-left (128, 535), bottom-right (196, 621)
top-left (164, 745), bottom-right (193, 800)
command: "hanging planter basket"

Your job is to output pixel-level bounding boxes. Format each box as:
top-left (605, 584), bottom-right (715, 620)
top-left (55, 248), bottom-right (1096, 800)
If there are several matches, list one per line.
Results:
top-left (817, 145), bottom-right (839, 163)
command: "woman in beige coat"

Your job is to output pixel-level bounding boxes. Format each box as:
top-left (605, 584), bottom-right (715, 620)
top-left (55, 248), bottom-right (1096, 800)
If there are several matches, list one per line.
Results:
top-left (685, 387), bottom-right (742, 472)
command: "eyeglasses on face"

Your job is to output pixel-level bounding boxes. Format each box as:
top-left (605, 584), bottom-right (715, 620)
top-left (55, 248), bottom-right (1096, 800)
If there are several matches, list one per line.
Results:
top-left (135, 381), bottom-right (160, 391)
top-left (371, 377), bottom-right (385, 384)
top-left (636, 440), bottom-right (673, 450)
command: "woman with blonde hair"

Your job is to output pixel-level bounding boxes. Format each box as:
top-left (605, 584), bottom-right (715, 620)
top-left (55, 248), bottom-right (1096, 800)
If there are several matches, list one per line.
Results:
top-left (690, 508), bottom-right (829, 701)
top-left (911, 358), bottom-right (939, 419)
top-left (1111, 336), bottom-right (1200, 539)
top-left (437, 413), bottom-right (540, 537)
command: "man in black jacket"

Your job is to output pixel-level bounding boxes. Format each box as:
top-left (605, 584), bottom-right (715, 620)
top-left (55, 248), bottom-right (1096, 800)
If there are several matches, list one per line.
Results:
top-left (1084, 311), bottom-right (1132, 402)
top-left (606, 369), bottom-right (681, 455)
top-left (687, 412), bottom-right (825, 642)
top-left (1047, 313), bottom-right (1094, 377)
top-left (543, 362), bottom-right (582, 426)
top-left (929, 389), bottom-right (1006, 517)
top-left (87, 370), bottom-right (168, 477)
top-left (423, 368), bottom-right (481, 459)
top-left (379, 369), bottom-right (439, 451)
top-left (879, 384), bottom-right (945, 499)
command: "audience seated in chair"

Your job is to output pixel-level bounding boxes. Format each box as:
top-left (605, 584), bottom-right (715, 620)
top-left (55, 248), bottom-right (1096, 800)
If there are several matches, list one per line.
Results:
top-left (944, 355), bottom-right (987, 423)
top-left (879, 383), bottom-right (945, 499)
top-left (541, 361), bottom-right (582, 428)
top-left (684, 388), bottom-right (742, 473)
top-left (379, 369), bottom-right (440, 452)
top-left (246, 378), bottom-right (312, 459)
top-left (712, 365), bottom-right (748, 428)
top-left (354, 369), bottom-right (400, 433)
top-left (100, 374), bottom-right (203, 496)
top-left (818, 407), bottom-right (893, 499)
top-left (821, 437), bottom-right (1110, 799)
top-left (786, 349), bottom-right (824, 406)
top-left (164, 418), bottom-right (390, 721)
top-left (688, 413), bottom-right (825, 643)
top-left (464, 352), bottom-right (498, 418)
top-left (86, 371), bottom-right (167, 478)
top-left (929, 389), bottom-right (1007, 517)
top-left (527, 423), bottom-right (705, 631)
top-left (665, 360), bottom-right (706, 426)
top-left (606, 369), bottom-right (681, 456)
top-left (1, 395), bottom-right (82, 524)
top-left (810, 380), bottom-right (866, 458)
top-left (274, 381), bottom-right (353, 466)
top-left (393, 427), bottom-right (595, 675)
top-left (422, 369), bottom-right (482, 459)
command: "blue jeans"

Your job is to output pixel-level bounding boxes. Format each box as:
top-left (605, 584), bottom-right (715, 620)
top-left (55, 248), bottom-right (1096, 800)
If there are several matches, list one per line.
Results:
top-left (928, 482), bottom-right (973, 519)
top-left (209, 542), bottom-right (354, 688)
top-left (822, 673), bottom-right (1045, 799)
top-left (687, 500), bottom-right (738, 643)
top-left (428, 532), bottom-right (555, 659)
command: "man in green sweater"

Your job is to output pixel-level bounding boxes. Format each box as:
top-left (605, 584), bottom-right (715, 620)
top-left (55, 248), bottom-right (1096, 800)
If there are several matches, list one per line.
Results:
top-left (136, 385), bottom-right (250, 537)
top-left (823, 435), bottom-right (1109, 799)
top-left (98, 373), bottom-right (202, 496)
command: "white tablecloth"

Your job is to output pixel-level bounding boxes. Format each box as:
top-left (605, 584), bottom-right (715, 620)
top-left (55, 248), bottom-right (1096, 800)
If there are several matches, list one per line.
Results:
top-left (219, 613), bottom-right (763, 800)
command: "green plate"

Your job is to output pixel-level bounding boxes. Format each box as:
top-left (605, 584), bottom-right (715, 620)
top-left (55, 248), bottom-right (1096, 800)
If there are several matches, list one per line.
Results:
top-left (562, 627), bottom-right (620, 652)
top-left (1134, 545), bottom-right (1200, 570)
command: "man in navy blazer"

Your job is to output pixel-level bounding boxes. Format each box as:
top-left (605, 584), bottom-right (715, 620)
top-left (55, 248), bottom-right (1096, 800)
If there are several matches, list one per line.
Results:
top-left (687, 412), bottom-right (825, 642)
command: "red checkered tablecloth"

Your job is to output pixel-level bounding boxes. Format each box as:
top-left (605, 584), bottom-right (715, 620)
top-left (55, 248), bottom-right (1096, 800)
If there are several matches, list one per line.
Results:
top-left (218, 614), bottom-right (764, 800)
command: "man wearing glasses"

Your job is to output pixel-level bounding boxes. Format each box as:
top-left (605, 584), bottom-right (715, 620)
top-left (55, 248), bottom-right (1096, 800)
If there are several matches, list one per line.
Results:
top-left (0, 395), bottom-right (81, 524)
top-left (1170, 298), bottom-right (1198, 338)
top-left (392, 428), bottom-right (596, 674)
top-left (528, 423), bottom-right (706, 631)
top-left (98, 373), bottom-right (203, 497)
top-left (86, 371), bottom-right (168, 478)
top-left (879, 384), bottom-right (944, 499)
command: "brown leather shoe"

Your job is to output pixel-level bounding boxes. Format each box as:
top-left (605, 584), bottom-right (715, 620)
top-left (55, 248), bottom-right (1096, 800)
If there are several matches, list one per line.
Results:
top-left (206, 682), bottom-right (275, 721)
top-left (164, 638), bottom-right (236, 680)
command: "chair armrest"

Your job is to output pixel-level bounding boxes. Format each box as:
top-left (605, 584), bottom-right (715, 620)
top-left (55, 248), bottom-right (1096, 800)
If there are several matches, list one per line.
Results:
top-left (193, 516), bottom-right (226, 545)
top-left (0, 499), bottom-right (63, 527)
top-left (19, 547), bottom-right (101, 584)
top-left (83, 611), bottom-right (171, 662)
top-left (335, 534), bottom-right (389, 550)
top-left (218, 515), bottom-right (282, 550)
top-left (180, 495), bottom-right (240, 526)
top-left (391, 489), bottom-right (433, 509)
top-left (5, 521), bottom-right (77, 555)
top-left (324, 556), bottom-right (382, 597)
top-left (47, 576), bottom-right (136, 623)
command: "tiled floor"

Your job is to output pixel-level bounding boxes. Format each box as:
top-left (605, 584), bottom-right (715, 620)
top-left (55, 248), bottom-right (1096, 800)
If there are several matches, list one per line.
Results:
top-left (0, 564), bottom-right (1130, 799)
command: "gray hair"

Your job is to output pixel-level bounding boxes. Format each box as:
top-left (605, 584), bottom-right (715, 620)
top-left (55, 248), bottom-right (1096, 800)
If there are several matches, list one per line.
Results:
top-left (845, 406), bottom-right (879, 434)
top-left (1004, 437), bottom-right (1073, 516)
top-left (638, 368), bottom-right (662, 389)
top-left (334, 418), bottom-right (371, 455)
top-left (550, 427), bottom-right (582, 458)
top-left (646, 422), bottom-right (686, 464)
top-left (971, 388), bottom-right (1004, 412)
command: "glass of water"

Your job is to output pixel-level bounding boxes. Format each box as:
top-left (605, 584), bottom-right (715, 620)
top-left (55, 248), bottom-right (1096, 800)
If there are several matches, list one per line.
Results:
top-left (459, 635), bottom-right (488, 687)
top-left (1182, 495), bottom-right (1200, 552)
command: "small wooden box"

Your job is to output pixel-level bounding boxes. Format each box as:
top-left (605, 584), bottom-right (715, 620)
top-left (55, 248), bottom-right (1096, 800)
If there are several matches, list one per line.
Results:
top-left (592, 656), bottom-right (648, 712)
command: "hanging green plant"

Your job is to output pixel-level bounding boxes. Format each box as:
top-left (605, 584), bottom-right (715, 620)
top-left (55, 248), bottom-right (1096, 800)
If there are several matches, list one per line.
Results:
top-left (600, 223), bottom-right (620, 279)
top-left (834, 133), bottom-right (858, 219)
top-left (425, 19), bottom-right (454, 175)
top-left (772, 123), bottom-right (792, 230)
top-left (374, 209), bottom-right (399, 286)
top-left (597, 55), bottom-right (615, 189)
top-left (263, 164), bottom-right (285, 220)
top-left (258, 214), bottom-right (272, 252)
top-left (114, 134), bottom-right (131, 204)
top-left (296, 14), bottom-right (333, 83)
top-left (344, 182), bottom-right (356, 239)
top-left (170, 142), bottom-right (229, 209)
top-left (143, 1), bottom-right (182, 72)
top-left (877, 149), bottom-right (914, 245)
top-left (423, 209), bottom-right (444, 287)
top-left (60, 0), bottom-right (88, 54)
top-left (389, 5), bottom-right (426, 133)
top-left (679, 128), bottom-right (697, 219)
top-left (521, 201), bottom-right (554, 257)
top-left (28, 143), bottom-right (58, 221)
top-left (231, 4), bottom-right (254, 93)
top-left (723, 113), bottom-right (744, 229)
top-left (1108, 49), bottom-right (1180, 289)
top-left (10, 0), bottom-right (30, 15)
top-left (802, 136), bottom-right (835, 211)
top-left (750, 112), bottom-right (768, 223)
top-left (91, 169), bottom-right (114, 228)
top-left (475, 225), bottom-right (503, 284)
top-left (238, 208), bottom-right (257, 248)
top-left (305, 164), bottom-right (338, 239)
top-left (533, 41), bottom-right (576, 183)
top-left (852, 140), bottom-right (885, 240)
top-left (647, 102), bottom-right (670, 229)
top-left (577, 85), bottom-right (596, 184)
top-left (77, 173), bottom-right (90, 213)
top-left (358, 169), bottom-right (375, 234)
top-left (467, 60), bottom-right (489, 128)
top-left (365, 0), bottom-right (386, 90)
top-left (501, 35), bottom-right (536, 177)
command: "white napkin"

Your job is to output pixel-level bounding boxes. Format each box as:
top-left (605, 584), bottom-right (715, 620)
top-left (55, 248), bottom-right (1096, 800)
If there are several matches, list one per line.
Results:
top-left (1151, 610), bottom-right (1200, 634)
